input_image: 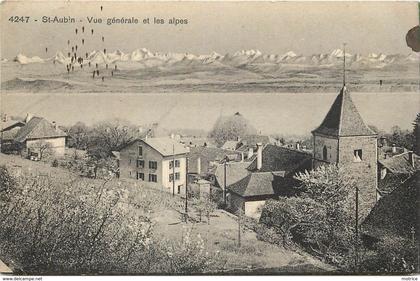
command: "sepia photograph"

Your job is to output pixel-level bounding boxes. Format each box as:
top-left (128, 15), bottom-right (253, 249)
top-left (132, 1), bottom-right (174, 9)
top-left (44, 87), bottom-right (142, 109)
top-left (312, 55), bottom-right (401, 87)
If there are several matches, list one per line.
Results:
top-left (0, 0), bottom-right (419, 278)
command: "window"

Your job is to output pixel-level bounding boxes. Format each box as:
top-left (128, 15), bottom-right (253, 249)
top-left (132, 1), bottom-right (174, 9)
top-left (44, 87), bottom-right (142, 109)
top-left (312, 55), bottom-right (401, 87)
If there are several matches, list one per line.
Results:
top-left (137, 172), bottom-right (144, 181)
top-left (170, 160), bottom-right (180, 169)
top-left (177, 185), bottom-right (181, 194)
top-left (149, 161), bottom-right (158, 169)
top-left (323, 146), bottom-right (328, 160)
top-left (353, 149), bottom-right (363, 162)
top-left (169, 172), bottom-right (180, 182)
top-left (138, 146), bottom-right (143, 156)
top-left (149, 174), bottom-right (157, 182)
top-left (136, 159), bottom-right (144, 168)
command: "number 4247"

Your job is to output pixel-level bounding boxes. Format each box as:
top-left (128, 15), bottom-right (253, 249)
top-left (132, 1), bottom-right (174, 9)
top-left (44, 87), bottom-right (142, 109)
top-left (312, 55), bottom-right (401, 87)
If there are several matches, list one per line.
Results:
top-left (9, 16), bottom-right (30, 23)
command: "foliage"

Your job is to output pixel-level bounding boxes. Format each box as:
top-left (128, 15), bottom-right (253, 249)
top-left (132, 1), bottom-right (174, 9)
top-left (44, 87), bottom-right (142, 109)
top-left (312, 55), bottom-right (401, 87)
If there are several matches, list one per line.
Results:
top-left (360, 235), bottom-right (418, 273)
top-left (65, 121), bottom-right (91, 151)
top-left (160, 227), bottom-right (224, 274)
top-left (413, 113), bottom-right (420, 154)
top-left (209, 113), bottom-right (256, 147)
top-left (88, 119), bottom-right (140, 158)
top-left (192, 195), bottom-right (217, 224)
top-left (0, 168), bottom-right (223, 274)
top-left (30, 140), bottom-right (53, 160)
top-left (387, 126), bottom-right (415, 151)
top-left (0, 165), bottom-right (14, 200)
top-left (260, 165), bottom-right (358, 269)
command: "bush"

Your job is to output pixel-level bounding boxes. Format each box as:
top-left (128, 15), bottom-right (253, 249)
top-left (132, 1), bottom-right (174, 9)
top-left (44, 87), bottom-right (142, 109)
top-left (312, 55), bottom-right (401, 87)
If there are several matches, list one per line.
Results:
top-left (360, 236), bottom-right (418, 273)
top-left (51, 159), bottom-right (59, 167)
top-left (0, 169), bottom-right (223, 274)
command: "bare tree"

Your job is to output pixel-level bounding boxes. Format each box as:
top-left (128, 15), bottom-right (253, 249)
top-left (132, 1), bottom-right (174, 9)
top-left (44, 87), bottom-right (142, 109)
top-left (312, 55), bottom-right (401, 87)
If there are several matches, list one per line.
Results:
top-left (30, 140), bottom-right (53, 160)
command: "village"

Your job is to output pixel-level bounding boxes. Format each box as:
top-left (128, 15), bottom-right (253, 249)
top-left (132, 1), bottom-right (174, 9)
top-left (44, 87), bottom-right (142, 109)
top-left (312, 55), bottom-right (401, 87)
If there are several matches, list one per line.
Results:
top-left (0, 81), bottom-right (418, 274)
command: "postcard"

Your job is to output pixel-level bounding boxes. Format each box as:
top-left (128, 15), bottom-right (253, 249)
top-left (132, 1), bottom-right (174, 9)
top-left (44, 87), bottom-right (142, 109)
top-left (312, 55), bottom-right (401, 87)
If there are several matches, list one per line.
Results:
top-left (0, 0), bottom-right (418, 277)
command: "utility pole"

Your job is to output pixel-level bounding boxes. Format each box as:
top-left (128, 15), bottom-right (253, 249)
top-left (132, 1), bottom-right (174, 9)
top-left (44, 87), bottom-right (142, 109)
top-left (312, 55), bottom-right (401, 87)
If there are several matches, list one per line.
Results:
top-left (355, 185), bottom-right (359, 271)
top-left (238, 209), bottom-right (242, 248)
top-left (185, 157), bottom-right (188, 215)
top-left (172, 144), bottom-right (175, 197)
top-left (223, 157), bottom-right (228, 206)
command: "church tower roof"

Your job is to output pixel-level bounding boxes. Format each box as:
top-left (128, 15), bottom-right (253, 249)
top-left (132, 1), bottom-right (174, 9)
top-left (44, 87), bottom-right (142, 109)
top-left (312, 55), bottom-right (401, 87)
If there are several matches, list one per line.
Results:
top-left (312, 86), bottom-right (376, 137)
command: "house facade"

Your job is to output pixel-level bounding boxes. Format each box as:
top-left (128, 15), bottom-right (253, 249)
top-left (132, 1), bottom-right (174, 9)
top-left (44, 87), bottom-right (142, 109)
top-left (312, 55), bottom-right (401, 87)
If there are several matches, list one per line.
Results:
top-left (6, 115), bottom-right (67, 158)
top-left (312, 86), bottom-right (378, 218)
top-left (119, 137), bottom-right (189, 194)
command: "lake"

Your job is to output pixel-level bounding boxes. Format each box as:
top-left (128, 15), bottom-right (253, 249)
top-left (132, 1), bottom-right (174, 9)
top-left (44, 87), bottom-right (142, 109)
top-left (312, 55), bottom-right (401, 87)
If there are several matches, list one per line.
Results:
top-left (1, 92), bottom-right (418, 136)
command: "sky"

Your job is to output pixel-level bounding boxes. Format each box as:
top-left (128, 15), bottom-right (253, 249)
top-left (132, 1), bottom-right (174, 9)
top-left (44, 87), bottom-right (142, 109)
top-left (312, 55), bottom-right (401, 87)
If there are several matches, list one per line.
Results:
top-left (1, 1), bottom-right (418, 59)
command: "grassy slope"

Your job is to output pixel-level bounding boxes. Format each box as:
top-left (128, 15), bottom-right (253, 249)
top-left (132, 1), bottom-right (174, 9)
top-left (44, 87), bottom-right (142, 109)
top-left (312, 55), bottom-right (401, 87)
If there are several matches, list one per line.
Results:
top-left (0, 153), bottom-right (333, 273)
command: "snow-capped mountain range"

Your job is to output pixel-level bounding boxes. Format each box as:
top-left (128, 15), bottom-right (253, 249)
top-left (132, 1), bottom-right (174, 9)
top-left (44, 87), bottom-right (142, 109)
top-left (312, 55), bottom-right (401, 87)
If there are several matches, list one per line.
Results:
top-left (10, 48), bottom-right (419, 69)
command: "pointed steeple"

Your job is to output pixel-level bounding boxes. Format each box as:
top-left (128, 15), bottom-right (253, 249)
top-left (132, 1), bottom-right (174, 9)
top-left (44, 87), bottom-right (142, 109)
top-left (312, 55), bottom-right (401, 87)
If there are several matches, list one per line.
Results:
top-left (313, 44), bottom-right (375, 137)
top-left (312, 86), bottom-right (376, 137)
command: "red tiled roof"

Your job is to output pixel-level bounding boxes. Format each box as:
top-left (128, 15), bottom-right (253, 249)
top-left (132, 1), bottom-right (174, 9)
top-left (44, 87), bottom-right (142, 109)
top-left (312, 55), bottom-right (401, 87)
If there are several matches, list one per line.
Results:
top-left (312, 86), bottom-right (376, 137)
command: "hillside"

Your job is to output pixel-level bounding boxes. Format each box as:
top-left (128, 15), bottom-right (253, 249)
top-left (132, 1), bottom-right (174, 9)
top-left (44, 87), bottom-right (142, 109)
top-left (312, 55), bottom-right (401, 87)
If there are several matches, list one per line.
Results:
top-left (0, 153), bottom-right (333, 274)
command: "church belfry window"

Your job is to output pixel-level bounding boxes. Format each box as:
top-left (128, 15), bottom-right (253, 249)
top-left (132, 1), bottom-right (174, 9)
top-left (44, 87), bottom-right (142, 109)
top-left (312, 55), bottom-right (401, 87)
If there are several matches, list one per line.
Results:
top-left (353, 149), bottom-right (363, 162)
top-left (323, 146), bottom-right (328, 160)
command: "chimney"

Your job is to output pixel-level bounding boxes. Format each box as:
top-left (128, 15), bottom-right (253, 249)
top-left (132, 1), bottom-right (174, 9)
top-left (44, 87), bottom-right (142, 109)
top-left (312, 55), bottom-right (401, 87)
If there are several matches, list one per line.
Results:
top-left (379, 136), bottom-right (387, 148)
top-left (392, 143), bottom-right (397, 154)
top-left (197, 157), bottom-right (201, 174)
top-left (52, 121), bottom-right (57, 129)
top-left (295, 142), bottom-right (300, 150)
top-left (25, 113), bottom-right (33, 123)
top-left (408, 151), bottom-right (415, 168)
top-left (256, 143), bottom-right (263, 170)
top-left (248, 147), bottom-right (254, 159)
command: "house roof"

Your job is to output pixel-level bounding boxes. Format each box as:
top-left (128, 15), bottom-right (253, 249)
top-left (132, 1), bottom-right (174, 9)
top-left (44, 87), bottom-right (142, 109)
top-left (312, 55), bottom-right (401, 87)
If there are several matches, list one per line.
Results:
top-left (2, 127), bottom-right (22, 141)
top-left (247, 144), bottom-right (312, 175)
top-left (312, 86), bottom-right (376, 137)
top-left (214, 161), bottom-right (251, 188)
top-left (14, 117), bottom-right (67, 143)
top-left (221, 140), bottom-right (239, 150)
top-left (362, 172), bottom-right (418, 239)
top-left (143, 137), bottom-right (189, 156)
top-left (229, 172), bottom-right (275, 197)
top-left (1, 120), bottom-right (25, 131)
top-left (378, 152), bottom-right (419, 175)
top-left (188, 146), bottom-right (241, 174)
top-left (241, 135), bottom-right (271, 146)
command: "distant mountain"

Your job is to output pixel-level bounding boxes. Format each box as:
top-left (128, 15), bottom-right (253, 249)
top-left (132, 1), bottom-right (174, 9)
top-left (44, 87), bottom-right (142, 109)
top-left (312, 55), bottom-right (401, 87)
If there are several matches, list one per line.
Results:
top-left (13, 54), bottom-right (44, 64)
top-left (13, 48), bottom-right (418, 70)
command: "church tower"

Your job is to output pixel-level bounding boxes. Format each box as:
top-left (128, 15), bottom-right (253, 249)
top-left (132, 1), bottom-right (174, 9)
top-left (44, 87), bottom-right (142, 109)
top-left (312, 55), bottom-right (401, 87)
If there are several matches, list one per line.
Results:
top-left (312, 46), bottom-right (378, 217)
